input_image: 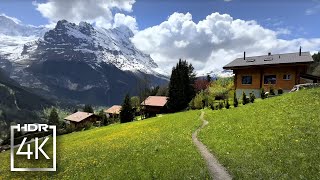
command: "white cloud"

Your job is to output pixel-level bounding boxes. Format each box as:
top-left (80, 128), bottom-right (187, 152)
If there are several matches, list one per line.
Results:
top-left (306, 0), bottom-right (320, 15)
top-left (306, 5), bottom-right (320, 15)
top-left (113, 13), bottom-right (138, 33)
top-left (0, 13), bottom-right (21, 24)
top-left (276, 28), bottom-right (291, 35)
top-left (33, 0), bottom-right (135, 28)
top-left (132, 12), bottom-right (320, 75)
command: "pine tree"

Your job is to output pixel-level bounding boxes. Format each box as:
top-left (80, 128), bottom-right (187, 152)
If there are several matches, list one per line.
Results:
top-left (98, 109), bottom-right (108, 126)
top-left (206, 74), bottom-right (211, 82)
top-left (260, 88), bottom-right (266, 99)
top-left (225, 99), bottom-right (230, 109)
top-left (48, 108), bottom-right (59, 126)
top-left (167, 59), bottom-right (196, 112)
top-left (233, 92), bottom-right (238, 107)
top-left (249, 92), bottom-right (255, 103)
top-left (83, 104), bottom-right (94, 113)
top-left (120, 94), bottom-right (134, 123)
top-left (242, 92), bottom-right (248, 105)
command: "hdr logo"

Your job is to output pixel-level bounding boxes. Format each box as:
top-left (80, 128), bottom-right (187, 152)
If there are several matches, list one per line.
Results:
top-left (10, 124), bottom-right (56, 171)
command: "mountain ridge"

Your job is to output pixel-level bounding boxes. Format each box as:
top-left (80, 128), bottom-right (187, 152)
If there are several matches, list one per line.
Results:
top-left (0, 16), bottom-right (168, 105)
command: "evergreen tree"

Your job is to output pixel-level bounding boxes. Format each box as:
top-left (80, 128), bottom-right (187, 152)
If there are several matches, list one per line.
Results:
top-left (98, 109), bottom-right (108, 126)
top-left (48, 108), bottom-right (59, 126)
top-left (260, 88), bottom-right (266, 99)
top-left (206, 74), bottom-right (211, 82)
top-left (233, 92), bottom-right (238, 107)
top-left (167, 59), bottom-right (196, 112)
top-left (120, 94), bottom-right (134, 123)
top-left (242, 92), bottom-right (248, 105)
top-left (130, 96), bottom-right (140, 114)
top-left (225, 99), bottom-right (230, 109)
top-left (249, 92), bottom-right (256, 103)
top-left (83, 104), bottom-right (94, 113)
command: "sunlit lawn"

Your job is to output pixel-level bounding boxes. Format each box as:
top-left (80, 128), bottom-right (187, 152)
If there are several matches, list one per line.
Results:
top-left (199, 88), bottom-right (320, 179)
top-left (0, 110), bottom-right (209, 179)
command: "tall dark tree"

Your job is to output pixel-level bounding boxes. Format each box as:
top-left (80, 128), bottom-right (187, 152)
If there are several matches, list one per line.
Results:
top-left (48, 108), bottom-right (59, 126)
top-left (83, 104), bottom-right (94, 113)
top-left (312, 52), bottom-right (320, 63)
top-left (120, 94), bottom-right (134, 123)
top-left (207, 74), bottom-right (211, 82)
top-left (310, 52), bottom-right (320, 76)
top-left (98, 109), bottom-right (108, 126)
top-left (167, 59), bottom-right (196, 112)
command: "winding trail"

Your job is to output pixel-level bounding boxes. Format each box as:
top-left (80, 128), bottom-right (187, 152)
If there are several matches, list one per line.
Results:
top-left (192, 111), bottom-right (232, 180)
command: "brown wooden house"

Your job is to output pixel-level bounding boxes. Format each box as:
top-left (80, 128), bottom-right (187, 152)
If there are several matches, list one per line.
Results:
top-left (223, 50), bottom-right (314, 98)
top-left (141, 96), bottom-right (168, 117)
top-left (64, 111), bottom-right (99, 128)
top-left (104, 105), bottom-right (121, 118)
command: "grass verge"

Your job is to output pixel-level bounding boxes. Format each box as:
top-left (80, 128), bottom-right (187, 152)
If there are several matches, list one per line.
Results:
top-left (199, 88), bottom-right (320, 179)
top-left (0, 110), bottom-right (209, 179)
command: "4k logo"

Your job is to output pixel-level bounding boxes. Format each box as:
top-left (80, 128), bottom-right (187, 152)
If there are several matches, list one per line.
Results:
top-left (10, 124), bottom-right (56, 171)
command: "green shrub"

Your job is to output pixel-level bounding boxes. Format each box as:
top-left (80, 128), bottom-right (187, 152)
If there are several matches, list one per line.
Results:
top-left (233, 92), bottom-right (238, 107)
top-left (83, 121), bottom-right (93, 130)
top-left (218, 102), bottom-right (224, 109)
top-left (193, 91), bottom-right (206, 109)
top-left (278, 88), bottom-right (283, 95)
top-left (48, 108), bottom-right (59, 126)
top-left (242, 92), bottom-right (248, 105)
top-left (188, 99), bottom-right (195, 110)
top-left (269, 85), bottom-right (275, 95)
top-left (260, 88), bottom-right (266, 99)
top-left (98, 109), bottom-right (108, 126)
top-left (225, 100), bottom-right (230, 109)
top-left (249, 92), bottom-right (255, 103)
top-left (210, 104), bottom-right (215, 110)
top-left (208, 77), bottom-right (234, 100)
top-left (83, 104), bottom-right (94, 113)
top-left (66, 123), bottom-right (76, 133)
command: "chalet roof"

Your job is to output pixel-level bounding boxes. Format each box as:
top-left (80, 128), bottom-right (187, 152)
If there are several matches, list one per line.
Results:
top-left (105, 105), bottom-right (122, 114)
top-left (64, 111), bottom-right (94, 122)
top-left (223, 52), bottom-right (314, 69)
top-left (141, 96), bottom-right (168, 107)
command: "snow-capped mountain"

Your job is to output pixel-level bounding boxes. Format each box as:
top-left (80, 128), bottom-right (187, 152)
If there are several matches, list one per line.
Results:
top-left (0, 16), bottom-right (167, 105)
top-left (0, 15), bottom-right (47, 37)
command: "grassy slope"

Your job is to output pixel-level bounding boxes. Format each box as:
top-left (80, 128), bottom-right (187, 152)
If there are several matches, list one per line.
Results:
top-left (200, 88), bottom-right (320, 179)
top-left (0, 110), bottom-right (209, 179)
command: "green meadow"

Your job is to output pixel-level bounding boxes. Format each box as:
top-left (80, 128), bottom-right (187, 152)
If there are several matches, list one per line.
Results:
top-left (0, 111), bottom-right (209, 179)
top-left (200, 88), bottom-right (320, 179)
top-left (0, 88), bottom-right (319, 179)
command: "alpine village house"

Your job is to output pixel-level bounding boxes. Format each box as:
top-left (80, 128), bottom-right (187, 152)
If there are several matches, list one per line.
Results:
top-left (223, 48), bottom-right (315, 98)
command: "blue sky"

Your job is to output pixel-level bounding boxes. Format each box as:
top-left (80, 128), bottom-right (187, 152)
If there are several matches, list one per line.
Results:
top-left (132, 0), bottom-right (319, 39)
top-left (1, 0), bottom-right (319, 74)
top-left (0, 0), bottom-right (319, 39)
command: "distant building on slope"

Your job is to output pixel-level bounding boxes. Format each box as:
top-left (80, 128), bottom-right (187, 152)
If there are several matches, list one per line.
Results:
top-left (223, 48), bottom-right (315, 98)
top-left (104, 105), bottom-right (122, 118)
top-left (64, 111), bottom-right (99, 128)
top-left (141, 96), bottom-right (168, 118)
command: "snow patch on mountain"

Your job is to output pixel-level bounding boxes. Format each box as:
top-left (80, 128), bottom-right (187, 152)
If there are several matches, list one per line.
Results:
top-left (0, 17), bottom-right (164, 77)
top-left (0, 15), bottom-right (48, 37)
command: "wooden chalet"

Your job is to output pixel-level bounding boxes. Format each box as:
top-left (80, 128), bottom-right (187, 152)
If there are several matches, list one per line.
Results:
top-left (223, 49), bottom-right (315, 98)
top-left (64, 111), bottom-right (99, 128)
top-left (104, 105), bottom-right (122, 118)
top-left (141, 96), bottom-right (168, 117)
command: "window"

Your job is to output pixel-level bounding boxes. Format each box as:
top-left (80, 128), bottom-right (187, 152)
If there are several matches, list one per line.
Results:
top-left (264, 75), bottom-right (276, 84)
top-left (283, 74), bottom-right (291, 80)
top-left (242, 76), bottom-right (252, 85)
